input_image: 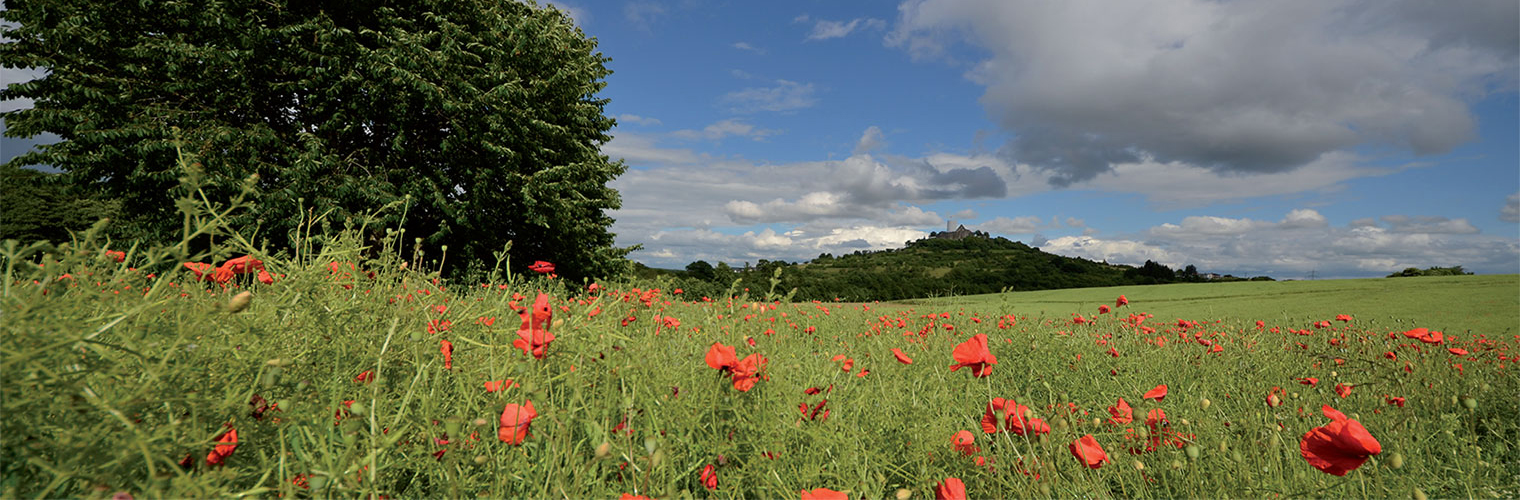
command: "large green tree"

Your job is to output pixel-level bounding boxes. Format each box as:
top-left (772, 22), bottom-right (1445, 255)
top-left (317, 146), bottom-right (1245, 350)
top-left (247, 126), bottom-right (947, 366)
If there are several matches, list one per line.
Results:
top-left (1, 0), bottom-right (630, 279)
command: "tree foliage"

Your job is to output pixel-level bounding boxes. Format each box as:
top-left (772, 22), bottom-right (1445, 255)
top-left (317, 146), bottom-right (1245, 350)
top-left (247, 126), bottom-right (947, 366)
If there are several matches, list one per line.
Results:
top-left (1, 0), bottom-right (630, 280)
top-left (0, 165), bottom-right (118, 244)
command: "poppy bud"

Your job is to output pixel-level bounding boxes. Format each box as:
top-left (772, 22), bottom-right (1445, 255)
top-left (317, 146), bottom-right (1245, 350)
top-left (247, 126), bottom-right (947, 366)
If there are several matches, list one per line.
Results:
top-left (343, 433), bottom-right (358, 447)
top-left (1170, 459), bottom-right (1184, 470)
top-left (1387, 451), bottom-right (1404, 469)
top-left (1185, 444), bottom-right (1200, 460)
top-left (1268, 433), bottom-right (1281, 448)
top-left (1412, 488), bottom-right (1427, 500)
top-left (1218, 441), bottom-right (1229, 454)
top-left (308, 476), bottom-right (327, 491)
top-left (1132, 460), bottom-right (1145, 470)
top-left (445, 419), bottom-right (461, 436)
top-left (595, 441), bottom-right (611, 459)
top-left (350, 403), bottom-right (366, 416)
top-left (227, 291), bottom-right (253, 313)
top-left (1180, 418), bottom-right (1189, 426)
top-left (262, 367), bottom-right (281, 388)
top-left (1230, 450), bottom-right (1243, 463)
top-left (1039, 484), bottom-right (1051, 496)
top-left (1462, 397), bottom-right (1477, 410)
top-left (473, 418), bottom-right (489, 427)
top-left (643, 436), bottom-right (658, 455)
top-left (1200, 398), bottom-right (1211, 409)
top-left (410, 331), bottom-right (423, 342)
top-left (651, 449), bottom-right (665, 467)
top-left (894, 488), bottom-right (912, 500)
top-left (277, 399), bottom-right (291, 411)
top-left (474, 455), bottom-right (488, 465)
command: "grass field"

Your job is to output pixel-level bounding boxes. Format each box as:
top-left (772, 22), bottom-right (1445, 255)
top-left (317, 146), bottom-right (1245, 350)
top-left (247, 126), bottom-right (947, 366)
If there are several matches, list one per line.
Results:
top-left (909, 275), bottom-right (1520, 338)
top-left (2, 237), bottom-right (1516, 499)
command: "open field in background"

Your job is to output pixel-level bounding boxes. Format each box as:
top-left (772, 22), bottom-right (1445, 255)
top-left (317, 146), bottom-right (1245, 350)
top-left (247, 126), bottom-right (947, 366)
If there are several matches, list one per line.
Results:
top-left (908, 275), bottom-right (1520, 339)
top-left (2, 237), bottom-right (1517, 499)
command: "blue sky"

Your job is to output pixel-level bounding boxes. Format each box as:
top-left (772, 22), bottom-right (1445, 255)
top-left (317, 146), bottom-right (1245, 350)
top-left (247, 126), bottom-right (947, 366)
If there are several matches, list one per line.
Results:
top-left (3, 0), bottom-right (1517, 279)
top-left (567, 0), bottom-right (1520, 278)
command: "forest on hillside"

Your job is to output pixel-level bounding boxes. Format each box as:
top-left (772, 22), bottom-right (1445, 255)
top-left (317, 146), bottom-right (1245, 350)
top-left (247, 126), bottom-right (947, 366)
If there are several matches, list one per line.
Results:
top-left (637, 235), bottom-right (1273, 302)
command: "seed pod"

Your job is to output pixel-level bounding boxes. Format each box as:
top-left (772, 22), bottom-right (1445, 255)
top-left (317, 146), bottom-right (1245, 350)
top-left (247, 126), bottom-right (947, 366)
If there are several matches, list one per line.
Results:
top-left (651, 449), bottom-right (665, 467)
top-left (227, 291), bottom-right (253, 313)
top-left (473, 455), bottom-right (488, 465)
top-left (1412, 487), bottom-right (1427, 500)
top-left (1231, 450), bottom-right (1243, 463)
top-left (1039, 484), bottom-right (1051, 496)
top-left (1388, 452), bottom-right (1404, 469)
top-left (1461, 397), bottom-right (1477, 410)
top-left (1268, 433), bottom-right (1281, 448)
top-left (1185, 444), bottom-right (1200, 460)
top-left (1132, 460), bottom-right (1145, 471)
top-left (894, 488), bottom-right (912, 500)
top-left (262, 367), bottom-right (282, 388)
top-left (445, 419), bottom-right (461, 437)
top-left (473, 418), bottom-right (489, 427)
top-left (1169, 459), bottom-right (1184, 470)
top-left (308, 476), bottom-right (328, 491)
top-left (595, 442), bottom-right (612, 459)
top-left (410, 331), bottom-right (423, 342)
top-left (1200, 398), bottom-right (1211, 409)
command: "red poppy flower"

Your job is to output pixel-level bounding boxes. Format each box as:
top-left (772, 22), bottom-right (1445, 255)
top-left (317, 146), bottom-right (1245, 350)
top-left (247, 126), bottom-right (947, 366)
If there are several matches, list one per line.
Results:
top-left (705, 342), bottom-right (738, 372)
top-left (513, 294), bottom-right (555, 359)
top-left (801, 488), bottom-right (848, 500)
top-left (981, 397), bottom-right (1048, 436)
top-left (891, 348), bottom-right (914, 364)
top-left (483, 379), bottom-right (518, 392)
top-left (440, 339), bottom-right (454, 370)
top-left (700, 464), bottom-right (718, 490)
top-left (1143, 384), bottom-right (1168, 401)
top-left (104, 250), bottom-right (126, 263)
top-left (1145, 408), bottom-right (1168, 429)
top-left (1116, 295), bottom-right (1129, 307)
top-left (620, 495), bottom-right (652, 500)
top-left (730, 353), bottom-right (768, 391)
top-left (952, 430), bottom-right (979, 455)
top-left (354, 370), bottom-right (375, 384)
top-left (1098, 305), bottom-right (1111, 314)
top-left (949, 334), bottom-right (998, 377)
top-left (183, 262), bottom-right (214, 281)
top-left (498, 400), bottom-right (537, 445)
top-left (1107, 397), bottom-right (1133, 425)
top-left (1297, 377), bottom-right (1319, 387)
top-left (935, 477), bottom-right (966, 500)
top-left (528, 261), bottom-right (555, 274)
top-left (1385, 396), bottom-right (1405, 407)
top-left (1069, 434), bottom-right (1109, 469)
top-left (1267, 386), bottom-right (1286, 407)
top-left (1300, 405), bottom-right (1381, 476)
top-left (205, 425), bottom-right (238, 466)
top-left (1335, 314), bottom-right (1353, 322)
top-left (1448, 348), bottom-right (1469, 356)
top-left (1334, 383), bottom-right (1352, 398)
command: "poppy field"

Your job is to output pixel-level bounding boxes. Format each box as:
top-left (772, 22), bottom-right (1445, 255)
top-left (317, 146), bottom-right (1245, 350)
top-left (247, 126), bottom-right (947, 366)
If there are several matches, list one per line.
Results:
top-left (2, 234), bottom-right (1517, 499)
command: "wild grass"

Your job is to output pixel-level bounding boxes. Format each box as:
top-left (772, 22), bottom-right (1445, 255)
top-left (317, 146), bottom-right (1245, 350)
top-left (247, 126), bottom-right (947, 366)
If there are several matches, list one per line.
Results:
top-left (1, 159), bottom-right (1515, 498)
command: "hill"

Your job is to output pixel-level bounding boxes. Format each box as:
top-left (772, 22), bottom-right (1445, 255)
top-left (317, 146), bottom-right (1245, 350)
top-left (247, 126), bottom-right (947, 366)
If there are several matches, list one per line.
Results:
top-left (636, 235), bottom-right (1263, 301)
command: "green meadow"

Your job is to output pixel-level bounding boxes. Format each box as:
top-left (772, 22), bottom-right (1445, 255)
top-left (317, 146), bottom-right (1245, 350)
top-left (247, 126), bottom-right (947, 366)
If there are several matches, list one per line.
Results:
top-left (911, 275), bottom-right (1520, 338)
top-left (2, 232), bottom-right (1516, 499)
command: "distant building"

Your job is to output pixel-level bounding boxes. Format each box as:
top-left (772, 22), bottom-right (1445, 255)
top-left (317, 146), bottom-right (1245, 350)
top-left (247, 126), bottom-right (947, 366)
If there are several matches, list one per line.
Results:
top-left (933, 222), bottom-right (975, 240)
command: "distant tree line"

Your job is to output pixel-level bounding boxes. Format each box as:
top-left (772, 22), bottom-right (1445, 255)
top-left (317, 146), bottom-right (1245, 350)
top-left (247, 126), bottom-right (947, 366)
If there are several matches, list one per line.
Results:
top-left (638, 235), bottom-right (1274, 301)
top-left (1387, 266), bottom-right (1473, 278)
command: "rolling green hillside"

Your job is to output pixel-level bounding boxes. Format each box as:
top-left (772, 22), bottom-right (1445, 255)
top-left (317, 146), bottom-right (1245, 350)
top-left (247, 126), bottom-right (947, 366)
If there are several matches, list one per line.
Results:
top-left (641, 235), bottom-right (1262, 301)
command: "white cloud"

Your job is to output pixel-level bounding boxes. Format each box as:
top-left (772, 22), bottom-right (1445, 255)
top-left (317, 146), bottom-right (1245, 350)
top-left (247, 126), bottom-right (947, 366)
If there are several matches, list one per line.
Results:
top-left (854, 126), bottom-right (886, 154)
top-left (979, 216), bottom-right (1045, 234)
top-left (603, 132), bottom-right (702, 165)
top-left (732, 42), bottom-right (766, 55)
top-left (889, 0), bottom-right (1517, 184)
top-left (1502, 192), bottom-right (1520, 222)
top-left (615, 114), bottom-right (662, 126)
top-left (623, 2), bottom-right (666, 31)
top-left (1379, 215), bottom-right (1479, 234)
top-left (1039, 209), bottom-right (1518, 278)
top-left (671, 119), bottom-right (780, 141)
top-left (719, 80), bottom-right (819, 113)
top-left (806, 18), bottom-right (888, 41)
